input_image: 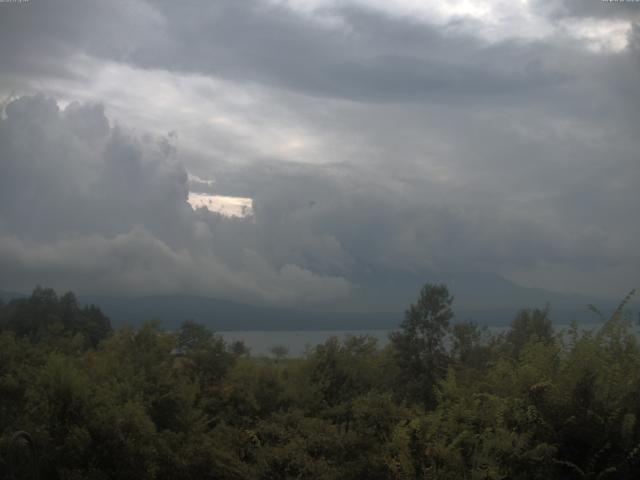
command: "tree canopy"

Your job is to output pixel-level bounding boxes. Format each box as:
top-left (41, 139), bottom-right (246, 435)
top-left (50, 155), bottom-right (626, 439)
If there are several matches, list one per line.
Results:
top-left (0, 285), bottom-right (638, 479)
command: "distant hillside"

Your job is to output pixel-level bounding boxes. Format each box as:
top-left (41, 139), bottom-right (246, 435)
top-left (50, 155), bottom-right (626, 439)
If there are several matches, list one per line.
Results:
top-left (0, 290), bottom-right (25, 303)
top-left (346, 270), bottom-right (619, 313)
top-left (78, 293), bottom-right (629, 332)
top-left (79, 294), bottom-right (402, 331)
top-left (3, 280), bottom-right (635, 331)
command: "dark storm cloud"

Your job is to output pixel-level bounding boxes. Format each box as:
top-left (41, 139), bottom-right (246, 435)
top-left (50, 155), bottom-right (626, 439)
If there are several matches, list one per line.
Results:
top-left (196, 149), bottom-right (639, 283)
top-left (0, 0), bottom-right (569, 102)
top-left (141, 1), bottom-right (551, 102)
top-left (0, 0), bottom-right (638, 301)
top-left (130, 1), bottom-right (590, 103)
top-left (0, 0), bottom-right (166, 68)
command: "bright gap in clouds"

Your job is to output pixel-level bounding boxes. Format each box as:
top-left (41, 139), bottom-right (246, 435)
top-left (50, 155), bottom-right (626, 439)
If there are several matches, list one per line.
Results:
top-left (188, 192), bottom-right (254, 218)
top-left (271, 0), bottom-right (632, 50)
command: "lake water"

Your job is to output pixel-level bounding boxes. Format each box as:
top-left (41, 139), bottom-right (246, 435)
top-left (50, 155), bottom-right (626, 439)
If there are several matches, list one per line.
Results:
top-left (220, 323), bottom-right (609, 357)
top-left (220, 330), bottom-right (392, 357)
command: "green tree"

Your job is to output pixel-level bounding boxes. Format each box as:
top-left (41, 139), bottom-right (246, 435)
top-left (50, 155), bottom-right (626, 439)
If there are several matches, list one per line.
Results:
top-left (504, 306), bottom-right (553, 358)
top-left (269, 345), bottom-right (289, 362)
top-left (451, 319), bottom-right (489, 368)
top-left (390, 283), bottom-right (454, 406)
top-left (0, 287), bottom-right (111, 348)
top-left (177, 320), bottom-right (214, 353)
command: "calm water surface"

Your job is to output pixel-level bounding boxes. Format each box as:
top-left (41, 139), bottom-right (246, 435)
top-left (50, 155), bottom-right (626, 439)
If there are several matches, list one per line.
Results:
top-left (220, 330), bottom-right (391, 357)
top-left (220, 323), bottom-right (606, 357)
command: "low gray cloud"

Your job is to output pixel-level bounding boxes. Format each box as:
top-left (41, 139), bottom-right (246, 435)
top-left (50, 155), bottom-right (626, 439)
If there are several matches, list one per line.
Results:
top-left (0, 0), bottom-right (639, 303)
top-left (0, 95), bottom-right (351, 304)
top-left (0, 0), bottom-right (592, 102)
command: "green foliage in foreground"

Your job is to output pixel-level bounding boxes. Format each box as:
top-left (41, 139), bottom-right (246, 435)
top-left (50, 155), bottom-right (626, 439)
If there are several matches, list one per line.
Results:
top-left (0, 285), bottom-right (638, 479)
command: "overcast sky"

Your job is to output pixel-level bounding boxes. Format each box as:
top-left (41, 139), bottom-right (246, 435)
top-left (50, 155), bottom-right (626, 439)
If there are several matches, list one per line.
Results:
top-left (0, 0), bottom-right (638, 308)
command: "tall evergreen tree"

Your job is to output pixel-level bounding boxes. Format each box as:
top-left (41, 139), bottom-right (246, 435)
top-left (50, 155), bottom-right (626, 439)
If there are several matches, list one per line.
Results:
top-left (390, 283), bottom-right (454, 407)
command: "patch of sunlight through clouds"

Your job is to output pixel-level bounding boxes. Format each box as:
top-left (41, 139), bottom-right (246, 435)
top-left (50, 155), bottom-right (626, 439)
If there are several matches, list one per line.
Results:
top-left (564, 18), bottom-right (632, 53)
top-left (188, 193), bottom-right (254, 218)
top-left (271, 0), bottom-right (632, 50)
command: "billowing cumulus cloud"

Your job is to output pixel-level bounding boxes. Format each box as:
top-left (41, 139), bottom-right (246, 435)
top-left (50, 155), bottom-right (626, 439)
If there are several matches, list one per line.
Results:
top-left (0, 0), bottom-right (639, 305)
top-left (0, 95), bottom-right (350, 304)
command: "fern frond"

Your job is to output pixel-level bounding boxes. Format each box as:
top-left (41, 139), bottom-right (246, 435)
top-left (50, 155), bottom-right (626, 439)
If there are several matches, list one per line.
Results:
top-left (610, 289), bottom-right (636, 322)
top-left (588, 304), bottom-right (605, 322)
